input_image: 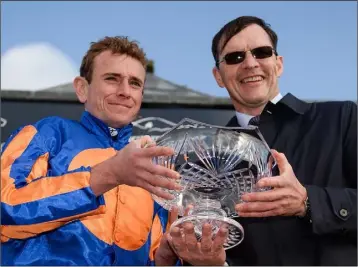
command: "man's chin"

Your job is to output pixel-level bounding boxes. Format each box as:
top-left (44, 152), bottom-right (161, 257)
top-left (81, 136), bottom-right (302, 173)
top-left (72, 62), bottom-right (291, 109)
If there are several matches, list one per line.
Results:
top-left (240, 96), bottom-right (268, 107)
top-left (108, 116), bottom-right (135, 128)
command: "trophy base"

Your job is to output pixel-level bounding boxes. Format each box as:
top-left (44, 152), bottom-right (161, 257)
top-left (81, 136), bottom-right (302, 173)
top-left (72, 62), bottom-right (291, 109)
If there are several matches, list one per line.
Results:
top-left (170, 214), bottom-right (244, 250)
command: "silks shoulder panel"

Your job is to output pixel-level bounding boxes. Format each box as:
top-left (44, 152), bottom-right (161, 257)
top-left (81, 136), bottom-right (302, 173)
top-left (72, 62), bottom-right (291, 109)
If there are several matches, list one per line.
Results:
top-left (34, 117), bottom-right (114, 176)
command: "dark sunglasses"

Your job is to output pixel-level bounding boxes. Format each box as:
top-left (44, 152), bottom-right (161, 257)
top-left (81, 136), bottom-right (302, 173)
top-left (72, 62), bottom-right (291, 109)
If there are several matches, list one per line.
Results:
top-left (217, 46), bottom-right (277, 66)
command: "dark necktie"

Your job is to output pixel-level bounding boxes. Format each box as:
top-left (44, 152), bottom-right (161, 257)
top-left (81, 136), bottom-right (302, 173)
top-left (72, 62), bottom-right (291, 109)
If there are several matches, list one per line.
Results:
top-left (248, 115), bottom-right (260, 126)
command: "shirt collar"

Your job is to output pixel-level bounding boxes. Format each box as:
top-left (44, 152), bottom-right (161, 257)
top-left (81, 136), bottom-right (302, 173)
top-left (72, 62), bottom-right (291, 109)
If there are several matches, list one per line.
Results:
top-left (80, 111), bottom-right (133, 142)
top-left (270, 93), bottom-right (283, 104)
top-left (235, 93), bottom-right (283, 127)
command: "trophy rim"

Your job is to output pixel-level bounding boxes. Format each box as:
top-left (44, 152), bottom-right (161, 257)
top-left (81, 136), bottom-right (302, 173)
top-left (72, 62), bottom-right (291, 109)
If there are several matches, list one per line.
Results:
top-left (155, 117), bottom-right (272, 154)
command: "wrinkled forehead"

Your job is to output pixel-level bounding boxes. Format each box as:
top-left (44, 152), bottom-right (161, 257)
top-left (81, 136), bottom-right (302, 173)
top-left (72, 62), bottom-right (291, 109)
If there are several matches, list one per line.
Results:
top-left (218, 24), bottom-right (274, 56)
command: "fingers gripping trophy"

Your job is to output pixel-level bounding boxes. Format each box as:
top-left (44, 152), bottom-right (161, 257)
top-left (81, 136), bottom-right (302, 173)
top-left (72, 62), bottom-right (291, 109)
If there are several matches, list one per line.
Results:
top-left (151, 118), bottom-right (276, 250)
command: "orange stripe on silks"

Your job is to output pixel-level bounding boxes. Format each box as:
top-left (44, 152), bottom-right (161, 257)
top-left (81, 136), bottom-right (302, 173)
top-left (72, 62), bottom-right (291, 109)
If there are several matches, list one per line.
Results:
top-left (1, 171), bottom-right (92, 206)
top-left (69, 148), bottom-right (118, 245)
top-left (1, 125), bottom-right (37, 171)
top-left (114, 186), bottom-right (154, 250)
top-left (1, 236), bottom-right (10, 243)
top-left (68, 148), bottom-right (117, 171)
top-left (0, 125), bottom-right (71, 207)
top-left (0, 226), bottom-right (10, 243)
top-left (25, 152), bottom-right (49, 184)
top-left (149, 214), bottom-right (164, 261)
top-left (1, 205), bottom-right (106, 240)
top-left (70, 148), bottom-right (167, 248)
top-left (80, 187), bottom-right (118, 245)
top-left (1, 126), bottom-right (38, 193)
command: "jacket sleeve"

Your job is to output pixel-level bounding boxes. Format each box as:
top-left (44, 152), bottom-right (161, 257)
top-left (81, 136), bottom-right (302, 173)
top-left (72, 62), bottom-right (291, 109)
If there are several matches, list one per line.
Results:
top-left (306, 101), bottom-right (357, 238)
top-left (1, 123), bottom-right (106, 241)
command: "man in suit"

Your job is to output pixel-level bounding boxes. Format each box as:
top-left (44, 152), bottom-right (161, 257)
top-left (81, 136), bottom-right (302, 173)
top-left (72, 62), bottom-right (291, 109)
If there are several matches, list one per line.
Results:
top-left (211, 16), bottom-right (357, 265)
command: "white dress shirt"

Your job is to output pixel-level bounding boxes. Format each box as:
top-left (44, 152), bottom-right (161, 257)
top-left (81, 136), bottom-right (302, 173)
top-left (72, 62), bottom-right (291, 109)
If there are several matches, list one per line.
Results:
top-left (235, 93), bottom-right (283, 127)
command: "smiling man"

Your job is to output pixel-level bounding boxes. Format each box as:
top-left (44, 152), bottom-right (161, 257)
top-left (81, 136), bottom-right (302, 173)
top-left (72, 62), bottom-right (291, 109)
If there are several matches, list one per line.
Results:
top-left (1, 36), bottom-right (228, 266)
top-left (211, 16), bottom-right (357, 265)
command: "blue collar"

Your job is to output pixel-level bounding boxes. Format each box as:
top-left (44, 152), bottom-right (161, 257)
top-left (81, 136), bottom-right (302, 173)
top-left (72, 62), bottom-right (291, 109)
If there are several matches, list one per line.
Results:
top-left (80, 111), bottom-right (133, 143)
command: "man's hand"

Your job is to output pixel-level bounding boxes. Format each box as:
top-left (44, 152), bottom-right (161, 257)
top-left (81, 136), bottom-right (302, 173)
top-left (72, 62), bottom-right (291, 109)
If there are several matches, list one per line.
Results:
top-left (235, 149), bottom-right (307, 217)
top-left (168, 222), bottom-right (228, 266)
top-left (90, 135), bottom-right (181, 199)
top-left (155, 206), bottom-right (228, 266)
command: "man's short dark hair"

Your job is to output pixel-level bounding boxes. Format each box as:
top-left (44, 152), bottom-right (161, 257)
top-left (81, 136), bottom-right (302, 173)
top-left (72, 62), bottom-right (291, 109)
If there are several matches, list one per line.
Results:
top-left (212, 16), bottom-right (278, 67)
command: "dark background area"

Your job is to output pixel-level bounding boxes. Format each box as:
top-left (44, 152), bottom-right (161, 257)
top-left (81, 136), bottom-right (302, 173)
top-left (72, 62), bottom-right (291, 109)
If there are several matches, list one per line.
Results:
top-left (1, 99), bottom-right (235, 144)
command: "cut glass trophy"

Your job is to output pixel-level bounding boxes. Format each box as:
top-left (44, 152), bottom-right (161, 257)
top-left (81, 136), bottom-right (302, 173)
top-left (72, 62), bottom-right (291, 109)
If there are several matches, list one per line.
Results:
top-left (152, 118), bottom-right (276, 250)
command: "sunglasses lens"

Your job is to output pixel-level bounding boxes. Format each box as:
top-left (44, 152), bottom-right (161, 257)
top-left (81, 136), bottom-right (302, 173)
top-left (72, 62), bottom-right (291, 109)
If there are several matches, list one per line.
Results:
top-left (221, 46), bottom-right (274, 65)
top-left (252, 46), bottom-right (274, 59)
top-left (224, 51), bottom-right (245, 65)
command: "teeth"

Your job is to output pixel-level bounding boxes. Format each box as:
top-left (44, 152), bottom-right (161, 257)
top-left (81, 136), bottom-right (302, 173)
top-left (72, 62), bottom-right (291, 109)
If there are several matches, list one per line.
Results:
top-left (242, 76), bottom-right (263, 83)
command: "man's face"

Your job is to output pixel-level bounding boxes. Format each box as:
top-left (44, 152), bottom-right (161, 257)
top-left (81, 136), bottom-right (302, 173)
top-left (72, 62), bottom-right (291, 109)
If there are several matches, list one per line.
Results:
top-left (213, 24), bottom-right (283, 111)
top-left (75, 51), bottom-right (145, 128)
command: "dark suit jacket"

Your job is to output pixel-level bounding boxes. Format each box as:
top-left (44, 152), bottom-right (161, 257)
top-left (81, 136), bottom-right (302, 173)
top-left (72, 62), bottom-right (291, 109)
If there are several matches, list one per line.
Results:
top-left (225, 93), bottom-right (357, 265)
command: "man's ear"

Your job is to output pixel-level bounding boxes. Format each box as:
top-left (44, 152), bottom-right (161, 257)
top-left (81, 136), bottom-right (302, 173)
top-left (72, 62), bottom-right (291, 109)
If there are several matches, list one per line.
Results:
top-left (276, 55), bottom-right (284, 78)
top-left (73, 76), bottom-right (89, 103)
top-left (212, 66), bottom-right (225, 88)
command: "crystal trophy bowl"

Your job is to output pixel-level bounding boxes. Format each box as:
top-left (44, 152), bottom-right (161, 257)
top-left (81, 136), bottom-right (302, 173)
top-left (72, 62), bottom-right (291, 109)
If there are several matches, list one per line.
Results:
top-left (152, 118), bottom-right (276, 250)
